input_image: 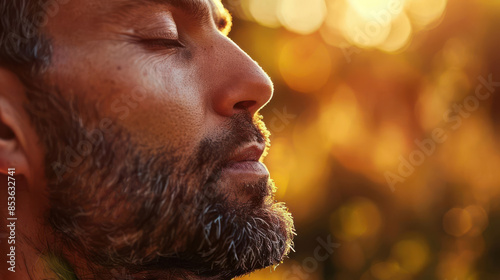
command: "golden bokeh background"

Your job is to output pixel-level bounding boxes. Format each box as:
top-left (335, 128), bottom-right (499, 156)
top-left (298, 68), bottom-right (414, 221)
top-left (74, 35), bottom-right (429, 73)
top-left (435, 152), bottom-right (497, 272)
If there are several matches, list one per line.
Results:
top-left (223, 0), bottom-right (500, 279)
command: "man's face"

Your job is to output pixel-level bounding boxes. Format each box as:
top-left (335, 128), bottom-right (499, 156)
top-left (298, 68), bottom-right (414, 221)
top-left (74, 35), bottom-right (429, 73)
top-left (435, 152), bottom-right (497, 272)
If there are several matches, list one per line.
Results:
top-left (25, 0), bottom-right (294, 278)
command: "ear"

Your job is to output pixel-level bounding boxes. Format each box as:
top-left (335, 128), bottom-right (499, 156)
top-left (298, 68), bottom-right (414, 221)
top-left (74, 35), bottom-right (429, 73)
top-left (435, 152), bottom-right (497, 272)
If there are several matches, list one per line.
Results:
top-left (0, 68), bottom-right (44, 186)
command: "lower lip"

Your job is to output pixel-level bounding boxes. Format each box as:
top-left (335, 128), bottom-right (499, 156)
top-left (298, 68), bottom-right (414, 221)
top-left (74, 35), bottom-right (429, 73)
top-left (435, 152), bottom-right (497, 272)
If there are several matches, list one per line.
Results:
top-left (221, 161), bottom-right (270, 179)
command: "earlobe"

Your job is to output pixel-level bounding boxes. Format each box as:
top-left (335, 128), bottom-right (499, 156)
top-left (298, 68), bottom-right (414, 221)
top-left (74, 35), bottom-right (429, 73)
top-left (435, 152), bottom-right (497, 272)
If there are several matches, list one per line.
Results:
top-left (0, 105), bottom-right (30, 177)
top-left (0, 68), bottom-right (43, 184)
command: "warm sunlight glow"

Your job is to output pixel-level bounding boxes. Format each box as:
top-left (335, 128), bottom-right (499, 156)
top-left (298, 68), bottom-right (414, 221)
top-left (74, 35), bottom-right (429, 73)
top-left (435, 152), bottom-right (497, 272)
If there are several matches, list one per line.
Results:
top-left (348, 0), bottom-right (405, 20)
top-left (377, 12), bottom-right (412, 52)
top-left (405, 0), bottom-right (447, 29)
top-left (279, 36), bottom-right (332, 93)
top-left (278, 0), bottom-right (327, 34)
top-left (340, 5), bottom-right (392, 47)
top-left (227, 0), bottom-right (500, 279)
top-left (238, 0), bottom-right (449, 52)
top-left (249, 0), bottom-right (282, 28)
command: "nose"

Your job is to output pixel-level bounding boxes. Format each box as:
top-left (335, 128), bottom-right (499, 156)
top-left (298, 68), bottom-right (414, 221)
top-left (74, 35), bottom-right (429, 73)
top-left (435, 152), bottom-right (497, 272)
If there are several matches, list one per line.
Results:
top-left (206, 37), bottom-right (273, 117)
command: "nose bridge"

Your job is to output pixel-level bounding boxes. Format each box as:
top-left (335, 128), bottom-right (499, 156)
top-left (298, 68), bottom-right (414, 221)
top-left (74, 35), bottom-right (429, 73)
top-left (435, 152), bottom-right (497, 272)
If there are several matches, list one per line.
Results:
top-left (204, 35), bottom-right (273, 117)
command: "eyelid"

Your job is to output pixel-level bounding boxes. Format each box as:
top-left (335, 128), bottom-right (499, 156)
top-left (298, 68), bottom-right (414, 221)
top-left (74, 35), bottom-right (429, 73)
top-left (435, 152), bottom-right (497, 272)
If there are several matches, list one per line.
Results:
top-left (136, 28), bottom-right (179, 40)
top-left (140, 38), bottom-right (185, 49)
top-left (132, 12), bottom-right (180, 40)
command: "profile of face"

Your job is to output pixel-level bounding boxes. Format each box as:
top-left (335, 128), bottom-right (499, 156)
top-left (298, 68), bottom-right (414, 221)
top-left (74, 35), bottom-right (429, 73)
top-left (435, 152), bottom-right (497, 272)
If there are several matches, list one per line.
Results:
top-left (0, 0), bottom-right (294, 279)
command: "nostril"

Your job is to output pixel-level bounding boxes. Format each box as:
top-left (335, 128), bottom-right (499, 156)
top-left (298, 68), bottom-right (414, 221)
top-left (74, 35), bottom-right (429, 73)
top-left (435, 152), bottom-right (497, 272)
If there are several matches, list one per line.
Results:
top-left (233, 100), bottom-right (256, 111)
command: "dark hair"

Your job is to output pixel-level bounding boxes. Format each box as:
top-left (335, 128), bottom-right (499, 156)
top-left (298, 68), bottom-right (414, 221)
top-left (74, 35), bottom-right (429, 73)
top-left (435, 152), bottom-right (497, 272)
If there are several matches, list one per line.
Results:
top-left (0, 0), bottom-right (52, 75)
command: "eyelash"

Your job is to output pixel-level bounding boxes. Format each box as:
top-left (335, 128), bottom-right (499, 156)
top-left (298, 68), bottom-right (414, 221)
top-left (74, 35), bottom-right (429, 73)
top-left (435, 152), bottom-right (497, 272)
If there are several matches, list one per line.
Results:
top-left (140, 38), bottom-right (185, 49)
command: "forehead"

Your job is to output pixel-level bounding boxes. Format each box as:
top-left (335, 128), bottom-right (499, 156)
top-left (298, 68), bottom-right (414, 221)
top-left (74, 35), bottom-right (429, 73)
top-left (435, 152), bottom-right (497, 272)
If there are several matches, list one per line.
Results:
top-left (47, 0), bottom-right (231, 35)
top-left (111, 0), bottom-right (230, 29)
top-left (114, 0), bottom-right (221, 17)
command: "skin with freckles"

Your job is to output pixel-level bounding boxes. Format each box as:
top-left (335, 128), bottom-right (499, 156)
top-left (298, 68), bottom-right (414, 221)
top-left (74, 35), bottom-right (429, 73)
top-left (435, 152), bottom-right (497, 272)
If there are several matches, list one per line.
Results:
top-left (0, 0), bottom-right (294, 279)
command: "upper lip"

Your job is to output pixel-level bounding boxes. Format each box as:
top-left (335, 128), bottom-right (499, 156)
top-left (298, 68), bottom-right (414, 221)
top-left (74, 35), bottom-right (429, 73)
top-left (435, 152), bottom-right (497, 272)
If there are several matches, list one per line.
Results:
top-left (227, 142), bottom-right (266, 164)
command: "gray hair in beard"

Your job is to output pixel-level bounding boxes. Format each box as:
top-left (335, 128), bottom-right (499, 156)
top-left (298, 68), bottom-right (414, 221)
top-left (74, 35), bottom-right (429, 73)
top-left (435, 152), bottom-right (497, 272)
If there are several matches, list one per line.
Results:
top-left (23, 84), bottom-right (295, 279)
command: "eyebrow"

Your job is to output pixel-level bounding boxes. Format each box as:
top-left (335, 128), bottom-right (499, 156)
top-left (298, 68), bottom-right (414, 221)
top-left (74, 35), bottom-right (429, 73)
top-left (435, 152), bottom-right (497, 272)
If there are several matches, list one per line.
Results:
top-left (118, 0), bottom-right (232, 33)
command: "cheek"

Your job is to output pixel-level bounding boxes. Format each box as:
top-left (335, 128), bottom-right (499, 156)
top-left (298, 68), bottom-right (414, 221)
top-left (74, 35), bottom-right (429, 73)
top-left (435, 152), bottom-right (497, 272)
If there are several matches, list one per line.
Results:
top-left (106, 65), bottom-right (207, 154)
top-left (130, 99), bottom-right (204, 152)
top-left (49, 41), bottom-right (209, 154)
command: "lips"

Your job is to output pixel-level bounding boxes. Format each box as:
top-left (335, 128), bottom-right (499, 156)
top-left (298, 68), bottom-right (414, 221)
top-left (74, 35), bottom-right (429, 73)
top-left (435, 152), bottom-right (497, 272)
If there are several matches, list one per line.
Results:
top-left (221, 142), bottom-right (270, 180)
top-left (227, 142), bottom-right (266, 164)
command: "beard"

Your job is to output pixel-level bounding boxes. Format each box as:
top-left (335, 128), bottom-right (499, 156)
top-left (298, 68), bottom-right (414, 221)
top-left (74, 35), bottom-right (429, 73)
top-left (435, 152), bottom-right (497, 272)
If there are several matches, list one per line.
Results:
top-left (23, 83), bottom-right (294, 279)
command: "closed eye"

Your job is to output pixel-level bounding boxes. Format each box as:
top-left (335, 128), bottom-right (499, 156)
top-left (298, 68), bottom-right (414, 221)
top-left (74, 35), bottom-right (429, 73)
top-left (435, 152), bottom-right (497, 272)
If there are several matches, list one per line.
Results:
top-left (140, 38), bottom-right (185, 49)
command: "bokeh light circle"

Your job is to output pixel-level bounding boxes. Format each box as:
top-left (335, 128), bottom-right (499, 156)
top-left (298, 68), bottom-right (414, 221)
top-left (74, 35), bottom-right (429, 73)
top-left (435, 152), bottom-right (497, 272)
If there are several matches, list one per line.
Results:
top-left (279, 36), bottom-right (332, 93)
top-left (278, 0), bottom-right (327, 35)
